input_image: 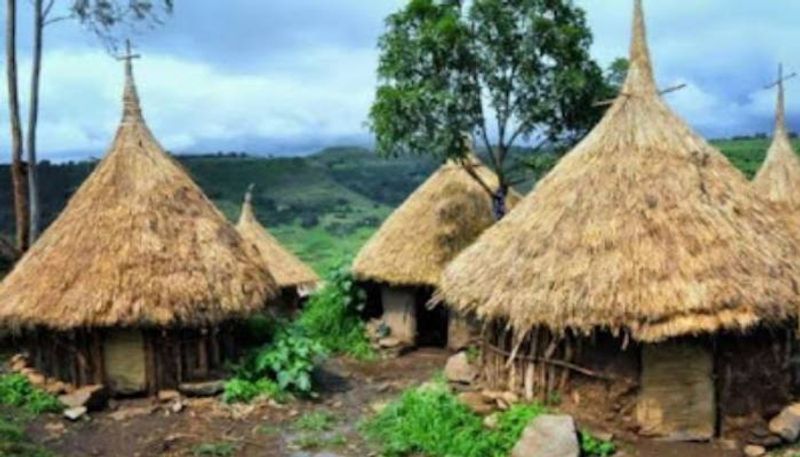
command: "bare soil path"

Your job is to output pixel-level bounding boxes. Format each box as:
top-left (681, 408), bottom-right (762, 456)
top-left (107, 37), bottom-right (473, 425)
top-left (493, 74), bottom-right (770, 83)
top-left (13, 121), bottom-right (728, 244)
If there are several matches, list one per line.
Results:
top-left (26, 348), bottom-right (739, 457)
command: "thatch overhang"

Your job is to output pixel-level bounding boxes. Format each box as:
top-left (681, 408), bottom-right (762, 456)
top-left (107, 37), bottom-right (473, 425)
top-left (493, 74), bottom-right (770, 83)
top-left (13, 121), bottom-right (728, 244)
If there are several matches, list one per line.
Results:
top-left (352, 157), bottom-right (519, 288)
top-left (0, 54), bottom-right (277, 331)
top-left (236, 188), bottom-right (320, 291)
top-left (752, 67), bottom-right (800, 211)
top-left (438, 0), bottom-right (800, 343)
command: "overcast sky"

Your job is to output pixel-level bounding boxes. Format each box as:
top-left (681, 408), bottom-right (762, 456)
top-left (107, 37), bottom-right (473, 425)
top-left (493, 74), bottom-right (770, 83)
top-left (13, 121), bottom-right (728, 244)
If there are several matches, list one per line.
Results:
top-left (0, 0), bottom-right (798, 162)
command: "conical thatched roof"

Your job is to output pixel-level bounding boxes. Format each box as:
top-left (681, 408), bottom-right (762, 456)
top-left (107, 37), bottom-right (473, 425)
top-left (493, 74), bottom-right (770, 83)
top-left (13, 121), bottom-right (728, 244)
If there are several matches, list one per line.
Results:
top-left (237, 188), bottom-right (319, 291)
top-left (438, 0), bottom-right (800, 343)
top-left (753, 66), bottom-right (800, 210)
top-left (352, 157), bottom-right (519, 288)
top-left (0, 54), bottom-right (277, 330)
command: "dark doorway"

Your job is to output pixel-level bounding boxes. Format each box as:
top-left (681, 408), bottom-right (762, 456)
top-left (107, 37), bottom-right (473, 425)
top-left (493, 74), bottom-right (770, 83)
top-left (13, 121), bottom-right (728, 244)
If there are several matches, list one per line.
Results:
top-left (414, 287), bottom-right (448, 347)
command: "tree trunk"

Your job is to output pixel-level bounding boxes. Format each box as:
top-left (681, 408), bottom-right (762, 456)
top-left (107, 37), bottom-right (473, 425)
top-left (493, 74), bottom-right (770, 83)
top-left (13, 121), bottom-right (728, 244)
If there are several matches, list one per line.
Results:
top-left (26, 0), bottom-right (44, 244)
top-left (5, 0), bottom-right (29, 252)
top-left (491, 185), bottom-right (508, 221)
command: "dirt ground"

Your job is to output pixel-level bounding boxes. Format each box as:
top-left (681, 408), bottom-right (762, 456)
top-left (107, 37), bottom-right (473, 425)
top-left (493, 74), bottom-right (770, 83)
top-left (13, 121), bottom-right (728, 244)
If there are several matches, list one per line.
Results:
top-left (25, 348), bottom-right (740, 457)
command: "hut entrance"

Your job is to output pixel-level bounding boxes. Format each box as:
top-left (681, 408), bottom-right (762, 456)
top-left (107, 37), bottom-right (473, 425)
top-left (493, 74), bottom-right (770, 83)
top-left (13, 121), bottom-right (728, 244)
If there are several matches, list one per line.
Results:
top-left (103, 329), bottom-right (147, 395)
top-left (378, 286), bottom-right (448, 348)
top-left (414, 287), bottom-right (447, 348)
top-left (636, 341), bottom-right (715, 441)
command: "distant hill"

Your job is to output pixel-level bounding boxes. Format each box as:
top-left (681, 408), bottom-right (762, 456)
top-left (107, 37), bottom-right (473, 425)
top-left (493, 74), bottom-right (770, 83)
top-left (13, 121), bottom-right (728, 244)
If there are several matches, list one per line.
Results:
top-left (0, 139), bottom-right (796, 274)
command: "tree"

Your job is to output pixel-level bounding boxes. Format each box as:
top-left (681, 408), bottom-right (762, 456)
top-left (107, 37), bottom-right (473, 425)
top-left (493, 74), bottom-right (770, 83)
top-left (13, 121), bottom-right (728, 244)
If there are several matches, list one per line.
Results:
top-left (370, 0), bottom-right (612, 218)
top-left (6, 0), bottom-right (29, 252)
top-left (24, 0), bottom-right (173, 244)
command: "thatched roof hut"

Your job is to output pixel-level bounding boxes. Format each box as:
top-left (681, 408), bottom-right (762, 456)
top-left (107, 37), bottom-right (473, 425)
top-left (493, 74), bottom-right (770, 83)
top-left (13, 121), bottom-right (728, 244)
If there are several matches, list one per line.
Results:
top-left (0, 54), bottom-right (276, 332)
top-left (237, 187), bottom-right (319, 293)
top-left (752, 68), bottom-right (800, 211)
top-left (438, 0), bottom-right (800, 344)
top-left (352, 157), bottom-right (518, 288)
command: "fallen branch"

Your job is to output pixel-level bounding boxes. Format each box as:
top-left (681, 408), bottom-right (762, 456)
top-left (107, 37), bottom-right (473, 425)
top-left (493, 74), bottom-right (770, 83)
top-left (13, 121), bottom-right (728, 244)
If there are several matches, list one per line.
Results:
top-left (485, 342), bottom-right (615, 381)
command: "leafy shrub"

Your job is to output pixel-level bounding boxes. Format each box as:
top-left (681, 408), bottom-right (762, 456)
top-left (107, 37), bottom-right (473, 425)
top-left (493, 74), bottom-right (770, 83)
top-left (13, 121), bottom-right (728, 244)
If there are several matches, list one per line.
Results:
top-left (298, 264), bottom-right (375, 360)
top-left (361, 381), bottom-right (547, 457)
top-left (0, 374), bottom-right (62, 415)
top-left (580, 431), bottom-right (616, 457)
top-left (0, 415), bottom-right (55, 457)
top-left (294, 410), bottom-right (336, 432)
top-left (225, 326), bottom-right (327, 402)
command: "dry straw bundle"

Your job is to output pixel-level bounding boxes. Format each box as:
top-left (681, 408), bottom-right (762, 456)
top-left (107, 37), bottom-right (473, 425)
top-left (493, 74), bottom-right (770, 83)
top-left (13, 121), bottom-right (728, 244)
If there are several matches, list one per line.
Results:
top-left (353, 157), bottom-right (519, 288)
top-left (237, 188), bottom-right (319, 290)
top-left (439, 0), bottom-right (800, 343)
top-left (0, 56), bottom-right (276, 330)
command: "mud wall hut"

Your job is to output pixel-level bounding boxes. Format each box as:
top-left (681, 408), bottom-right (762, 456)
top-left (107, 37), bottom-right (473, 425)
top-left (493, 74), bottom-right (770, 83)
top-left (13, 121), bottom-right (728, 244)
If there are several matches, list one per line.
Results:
top-left (438, 0), bottom-right (800, 440)
top-left (352, 158), bottom-right (518, 350)
top-left (237, 186), bottom-right (320, 312)
top-left (0, 50), bottom-right (276, 396)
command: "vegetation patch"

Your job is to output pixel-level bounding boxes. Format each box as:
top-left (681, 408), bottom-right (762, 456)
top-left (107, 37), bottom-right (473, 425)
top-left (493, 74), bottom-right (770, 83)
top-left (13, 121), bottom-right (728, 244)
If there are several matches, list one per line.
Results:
top-left (0, 374), bottom-right (62, 415)
top-left (191, 441), bottom-right (239, 457)
top-left (224, 326), bottom-right (327, 403)
top-left (0, 410), bottom-right (55, 457)
top-left (298, 264), bottom-right (375, 360)
top-left (362, 381), bottom-right (615, 457)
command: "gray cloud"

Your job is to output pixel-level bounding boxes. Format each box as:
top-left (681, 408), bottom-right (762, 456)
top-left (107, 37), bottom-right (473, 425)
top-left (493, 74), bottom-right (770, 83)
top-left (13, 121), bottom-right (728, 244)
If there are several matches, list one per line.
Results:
top-left (0, 0), bottom-right (797, 162)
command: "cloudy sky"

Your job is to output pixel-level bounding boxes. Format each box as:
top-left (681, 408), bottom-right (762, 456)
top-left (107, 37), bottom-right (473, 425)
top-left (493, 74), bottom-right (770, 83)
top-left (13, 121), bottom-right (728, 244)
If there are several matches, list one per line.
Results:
top-left (0, 0), bottom-right (798, 162)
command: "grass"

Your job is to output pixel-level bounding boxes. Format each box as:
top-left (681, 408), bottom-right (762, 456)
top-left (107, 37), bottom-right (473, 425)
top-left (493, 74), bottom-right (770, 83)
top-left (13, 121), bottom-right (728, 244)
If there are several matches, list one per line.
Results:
top-left (292, 410), bottom-right (346, 450)
top-left (0, 409), bottom-right (55, 457)
top-left (294, 411), bottom-right (337, 432)
top-left (0, 374), bottom-right (62, 415)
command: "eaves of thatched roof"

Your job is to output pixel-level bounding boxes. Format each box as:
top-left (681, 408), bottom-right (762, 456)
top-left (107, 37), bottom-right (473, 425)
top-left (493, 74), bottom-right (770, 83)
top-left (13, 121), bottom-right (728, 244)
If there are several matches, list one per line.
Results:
top-left (438, 0), bottom-right (800, 343)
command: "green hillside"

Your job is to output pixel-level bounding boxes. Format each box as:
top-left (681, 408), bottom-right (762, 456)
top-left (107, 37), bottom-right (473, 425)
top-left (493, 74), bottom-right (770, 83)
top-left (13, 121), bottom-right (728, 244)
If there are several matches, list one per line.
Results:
top-left (0, 138), bottom-right (796, 275)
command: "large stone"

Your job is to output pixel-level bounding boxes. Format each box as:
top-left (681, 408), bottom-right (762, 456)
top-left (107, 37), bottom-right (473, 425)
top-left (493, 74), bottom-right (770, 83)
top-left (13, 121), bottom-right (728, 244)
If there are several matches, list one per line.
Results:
top-left (63, 406), bottom-right (87, 422)
top-left (457, 392), bottom-right (495, 416)
top-left (743, 445), bottom-right (766, 457)
top-left (444, 352), bottom-right (477, 384)
top-left (511, 415), bottom-right (579, 457)
top-left (178, 380), bottom-right (225, 397)
top-left (769, 403), bottom-right (800, 442)
top-left (58, 385), bottom-right (108, 412)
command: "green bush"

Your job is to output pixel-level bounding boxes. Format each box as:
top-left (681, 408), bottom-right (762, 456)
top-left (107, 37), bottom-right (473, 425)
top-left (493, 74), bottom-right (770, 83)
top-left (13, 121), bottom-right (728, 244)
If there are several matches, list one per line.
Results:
top-left (298, 264), bottom-right (375, 360)
top-left (580, 430), bottom-right (616, 457)
top-left (191, 441), bottom-right (239, 456)
top-left (0, 374), bottom-right (62, 415)
top-left (225, 326), bottom-right (327, 402)
top-left (0, 415), bottom-right (55, 457)
top-left (362, 381), bottom-right (548, 457)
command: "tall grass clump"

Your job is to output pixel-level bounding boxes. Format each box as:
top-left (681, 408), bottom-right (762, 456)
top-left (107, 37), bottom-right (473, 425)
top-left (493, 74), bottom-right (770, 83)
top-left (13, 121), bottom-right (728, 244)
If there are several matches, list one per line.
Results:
top-left (298, 263), bottom-right (375, 360)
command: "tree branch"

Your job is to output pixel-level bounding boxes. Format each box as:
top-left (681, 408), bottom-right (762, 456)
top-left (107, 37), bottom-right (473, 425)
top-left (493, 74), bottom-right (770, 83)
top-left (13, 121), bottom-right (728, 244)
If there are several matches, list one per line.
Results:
top-left (459, 158), bottom-right (495, 197)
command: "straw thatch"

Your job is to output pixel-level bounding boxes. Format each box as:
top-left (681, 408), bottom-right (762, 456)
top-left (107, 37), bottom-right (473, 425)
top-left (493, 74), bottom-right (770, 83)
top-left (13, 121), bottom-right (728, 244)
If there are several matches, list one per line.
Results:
top-left (438, 0), bottom-right (800, 343)
top-left (352, 158), bottom-right (519, 288)
top-left (237, 188), bottom-right (319, 290)
top-left (752, 68), bottom-right (800, 211)
top-left (0, 57), bottom-right (276, 331)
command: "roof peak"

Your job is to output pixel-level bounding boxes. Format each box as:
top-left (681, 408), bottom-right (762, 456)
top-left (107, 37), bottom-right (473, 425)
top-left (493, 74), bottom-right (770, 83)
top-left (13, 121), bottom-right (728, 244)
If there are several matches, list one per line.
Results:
top-left (118, 40), bottom-right (143, 123)
top-left (621, 0), bottom-right (657, 96)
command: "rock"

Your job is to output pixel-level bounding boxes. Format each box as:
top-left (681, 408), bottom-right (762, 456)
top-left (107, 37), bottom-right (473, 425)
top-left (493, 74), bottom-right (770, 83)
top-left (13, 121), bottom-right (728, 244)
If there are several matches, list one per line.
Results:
top-left (743, 445), bottom-right (766, 457)
top-left (63, 406), bottom-right (87, 421)
top-left (58, 385), bottom-right (108, 412)
top-left (170, 401), bottom-right (185, 414)
top-left (45, 381), bottom-right (69, 396)
top-left (457, 392), bottom-right (495, 416)
top-left (444, 352), bottom-right (478, 384)
top-left (109, 405), bottom-right (157, 422)
top-left (27, 372), bottom-right (47, 388)
top-left (483, 413), bottom-right (499, 429)
top-left (44, 421), bottom-right (66, 436)
top-left (378, 337), bottom-right (401, 349)
top-left (9, 354), bottom-right (27, 372)
top-left (178, 380), bottom-right (224, 397)
top-left (769, 403), bottom-right (800, 442)
top-left (511, 415), bottom-right (579, 457)
top-left (157, 390), bottom-right (181, 402)
top-left (718, 439), bottom-right (738, 451)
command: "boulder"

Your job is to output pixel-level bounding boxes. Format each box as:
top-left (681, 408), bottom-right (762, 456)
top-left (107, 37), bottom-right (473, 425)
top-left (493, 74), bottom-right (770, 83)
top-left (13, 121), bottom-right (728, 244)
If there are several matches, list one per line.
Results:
top-left (444, 352), bottom-right (477, 384)
top-left (157, 390), bottom-right (181, 403)
top-left (58, 385), bottom-right (108, 412)
top-left (769, 403), bottom-right (800, 442)
top-left (109, 405), bottom-right (157, 422)
top-left (743, 445), bottom-right (766, 457)
top-left (511, 415), bottom-right (579, 457)
top-left (457, 392), bottom-right (495, 416)
top-left (178, 380), bottom-right (225, 397)
top-left (63, 406), bottom-right (87, 422)
top-left (378, 337), bottom-right (401, 349)
top-left (26, 372), bottom-right (47, 388)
